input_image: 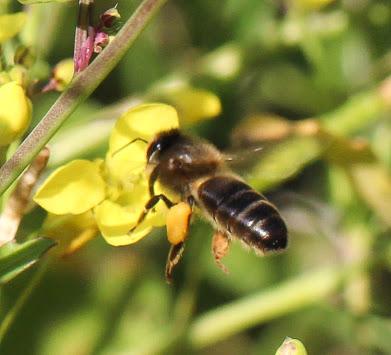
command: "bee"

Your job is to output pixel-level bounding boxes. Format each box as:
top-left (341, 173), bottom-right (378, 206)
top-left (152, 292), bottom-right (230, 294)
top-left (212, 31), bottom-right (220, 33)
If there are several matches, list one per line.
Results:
top-left (131, 129), bottom-right (288, 282)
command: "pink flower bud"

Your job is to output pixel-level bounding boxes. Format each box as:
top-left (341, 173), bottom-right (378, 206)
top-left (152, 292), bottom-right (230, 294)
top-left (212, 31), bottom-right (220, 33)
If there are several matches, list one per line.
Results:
top-left (94, 31), bottom-right (110, 53)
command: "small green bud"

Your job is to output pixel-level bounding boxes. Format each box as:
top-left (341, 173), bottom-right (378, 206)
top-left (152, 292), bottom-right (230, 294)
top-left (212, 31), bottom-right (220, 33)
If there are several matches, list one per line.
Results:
top-left (275, 337), bottom-right (308, 355)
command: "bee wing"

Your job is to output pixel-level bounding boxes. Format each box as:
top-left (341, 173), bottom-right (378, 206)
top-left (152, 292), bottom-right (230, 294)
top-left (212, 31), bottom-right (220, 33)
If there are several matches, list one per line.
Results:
top-left (223, 145), bottom-right (266, 167)
top-left (227, 134), bottom-right (325, 191)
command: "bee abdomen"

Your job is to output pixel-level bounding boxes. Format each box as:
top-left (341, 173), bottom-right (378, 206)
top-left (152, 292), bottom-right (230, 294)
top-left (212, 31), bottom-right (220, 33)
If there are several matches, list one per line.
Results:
top-left (198, 176), bottom-right (288, 253)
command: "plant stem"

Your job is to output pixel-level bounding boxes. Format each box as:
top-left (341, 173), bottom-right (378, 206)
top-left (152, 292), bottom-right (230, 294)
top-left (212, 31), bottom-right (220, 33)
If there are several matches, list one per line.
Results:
top-left (0, 257), bottom-right (50, 346)
top-left (0, 0), bottom-right (168, 197)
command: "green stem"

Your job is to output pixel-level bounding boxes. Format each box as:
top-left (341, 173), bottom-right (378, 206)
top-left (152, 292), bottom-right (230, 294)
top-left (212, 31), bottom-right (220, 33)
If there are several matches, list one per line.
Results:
top-left (0, 257), bottom-right (50, 346)
top-left (0, 0), bottom-right (168, 197)
top-left (187, 265), bottom-right (348, 349)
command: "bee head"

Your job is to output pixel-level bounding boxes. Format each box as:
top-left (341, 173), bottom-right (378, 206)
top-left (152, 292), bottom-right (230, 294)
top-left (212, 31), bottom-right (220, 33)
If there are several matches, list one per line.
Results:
top-left (146, 129), bottom-right (182, 165)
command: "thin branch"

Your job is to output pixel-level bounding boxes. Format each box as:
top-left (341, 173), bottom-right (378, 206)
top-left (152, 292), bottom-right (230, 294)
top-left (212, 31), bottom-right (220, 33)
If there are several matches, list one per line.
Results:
top-left (0, 0), bottom-right (168, 197)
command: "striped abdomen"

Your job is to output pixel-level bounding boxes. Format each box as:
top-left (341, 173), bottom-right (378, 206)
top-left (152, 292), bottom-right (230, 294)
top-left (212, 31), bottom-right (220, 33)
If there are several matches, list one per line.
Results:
top-left (197, 176), bottom-right (288, 253)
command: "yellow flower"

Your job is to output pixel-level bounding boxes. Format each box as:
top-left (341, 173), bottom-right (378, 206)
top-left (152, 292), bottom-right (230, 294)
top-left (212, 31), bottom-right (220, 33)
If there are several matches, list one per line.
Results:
top-left (34, 103), bottom-right (179, 247)
top-left (106, 103), bottom-right (179, 185)
top-left (0, 81), bottom-right (32, 146)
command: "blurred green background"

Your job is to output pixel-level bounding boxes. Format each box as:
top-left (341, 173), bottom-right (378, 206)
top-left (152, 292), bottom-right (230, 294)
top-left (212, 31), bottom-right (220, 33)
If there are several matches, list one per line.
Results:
top-left (1, 0), bottom-right (391, 354)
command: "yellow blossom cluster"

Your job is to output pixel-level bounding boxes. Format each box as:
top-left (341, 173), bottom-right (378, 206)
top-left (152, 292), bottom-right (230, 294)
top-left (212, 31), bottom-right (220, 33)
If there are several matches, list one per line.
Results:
top-left (34, 104), bottom-right (178, 247)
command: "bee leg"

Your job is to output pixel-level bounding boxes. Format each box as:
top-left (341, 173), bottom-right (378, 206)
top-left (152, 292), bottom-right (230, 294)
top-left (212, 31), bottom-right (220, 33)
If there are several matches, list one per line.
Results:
top-left (129, 194), bottom-right (174, 233)
top-left (165, 201), bottom-right (193, 283)
top-left (165, 242), bottom-right (185, 284)
top-left (212, 231), bottom-right (230, 274)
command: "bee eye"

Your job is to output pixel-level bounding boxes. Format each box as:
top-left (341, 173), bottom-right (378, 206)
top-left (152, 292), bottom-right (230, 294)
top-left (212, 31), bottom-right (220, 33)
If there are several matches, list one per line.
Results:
top-left (147, 130), bottom-right (181, 163)
top-left (147, 142), bottom-right (162, 163)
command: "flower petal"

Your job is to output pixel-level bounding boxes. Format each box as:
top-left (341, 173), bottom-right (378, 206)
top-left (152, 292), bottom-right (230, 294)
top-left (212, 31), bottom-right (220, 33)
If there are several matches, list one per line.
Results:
top-left (104, 141), bottom-right (146, 185)
top-left (95, 178), bottom-right (169, 246)
top-left (108, 103), bottom-right (179, 154)
top-left (117, 178), bottom-right (168, 228)
top-left (95, 200), bottom-right (152, 246)
top-left (34, 160), bottom-right (106, 215)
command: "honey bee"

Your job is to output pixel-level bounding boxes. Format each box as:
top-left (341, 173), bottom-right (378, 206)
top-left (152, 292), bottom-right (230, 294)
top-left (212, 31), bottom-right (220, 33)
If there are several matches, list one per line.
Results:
top-left (131, 129), bottom-right (288, 282)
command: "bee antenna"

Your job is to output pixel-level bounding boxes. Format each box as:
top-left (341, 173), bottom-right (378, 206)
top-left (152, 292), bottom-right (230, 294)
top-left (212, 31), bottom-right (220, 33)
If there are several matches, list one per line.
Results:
top-left (111, 137), bottom-right (148, 157)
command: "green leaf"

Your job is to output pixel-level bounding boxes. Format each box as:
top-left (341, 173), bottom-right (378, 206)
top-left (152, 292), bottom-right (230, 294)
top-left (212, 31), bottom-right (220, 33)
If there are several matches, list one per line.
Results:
top-left (0, 238), bottom-right (56, 284)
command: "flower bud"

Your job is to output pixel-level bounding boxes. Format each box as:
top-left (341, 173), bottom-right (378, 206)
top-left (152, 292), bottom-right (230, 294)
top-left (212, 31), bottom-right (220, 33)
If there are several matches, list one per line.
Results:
top-left (0, 81), bottom-right (32, 146)
top-left (43, 58), bottom-right (74, 92)
top-left (275, 338), bottom-right (308, 355)
top-left (53, 58), bottom-right (74, 90)
top-left (100, 7), bottom-right (121, 28)
top-left (94, 31), bottom-right (110, 53)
